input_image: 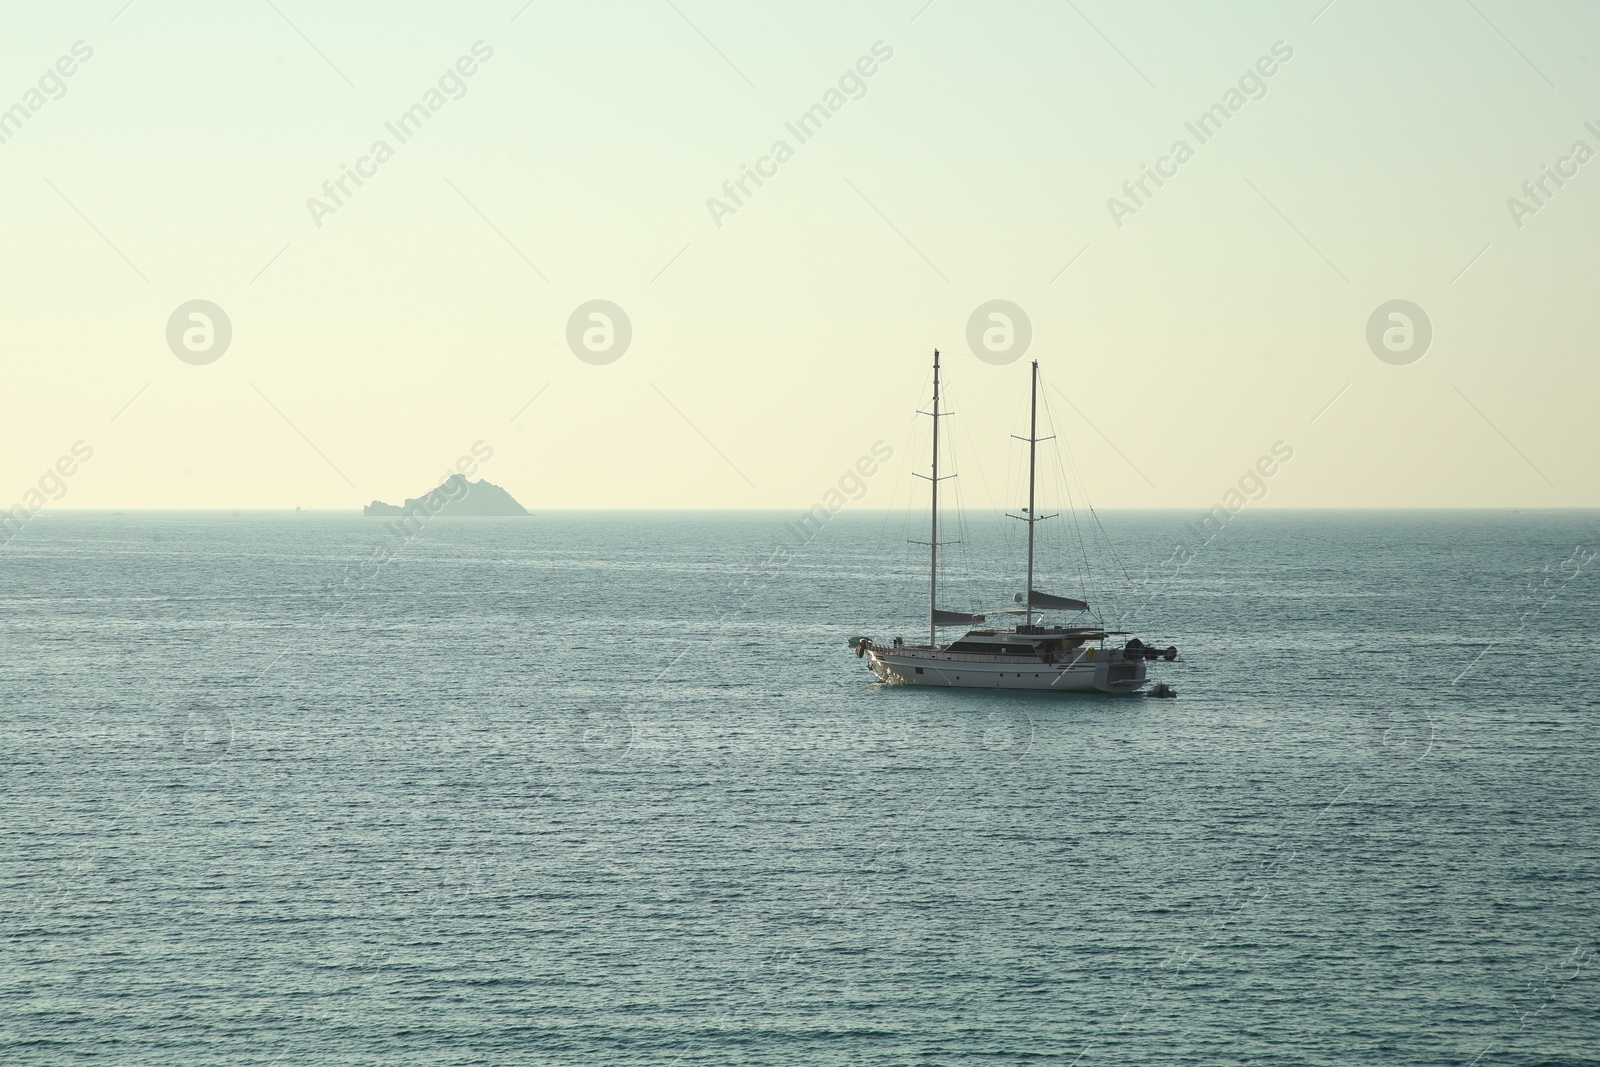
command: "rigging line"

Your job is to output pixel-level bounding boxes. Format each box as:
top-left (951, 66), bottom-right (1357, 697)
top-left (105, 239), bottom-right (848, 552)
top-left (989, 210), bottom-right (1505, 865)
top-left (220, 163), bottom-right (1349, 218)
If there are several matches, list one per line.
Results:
top-left (1054, 394), bottom-right (1126, 624)
top-left (1091, 515), bottom-right (1125, 625)
top-left (876, 413), bottom-right (916, 561)
top-left (891, 411), bottom-right (928, 595)
top-left (1089, 505), bottom-right (1133, 582)
top-left (953, 390), bottom-right (1011, 610)
top-left (1085, 503), bottom-right (1128, 621)
top-left (952, 469), bottom-right (977, 610)
top-left (1002, 387), bottom-right (1029, 560)
top-left (931, 375), bottom-right (971, 621)
top-left (1011, 387), bottom-right (1037, 600)
top-left (1087, 504), bottom-right (1130, 625)
top-left (1066, 429), bottom-right (1113, 627)
top-left (1051, 418), bottom-right (1117, 624)
top-left (1063, 459), bottom-right (1103, 627)
top-left (906, 412), bottom-right (929, 551)
top-left (952, 474), bottom-right (981, 614)
top-left (1041, 379), bottom-right (1101, 624)
top-left (875, 364), bottom-right (936, 556)
top-left (942, 378), bottom-right (987, 616)
top-left (952, 384), bottom-right (1006, 535)
top-left (1045, 386), bottom-right (1134, 617)
top-left (1039, 387), bottom-right (1071, 601)
top-left (1002, 403), bottom-right (1021, 599)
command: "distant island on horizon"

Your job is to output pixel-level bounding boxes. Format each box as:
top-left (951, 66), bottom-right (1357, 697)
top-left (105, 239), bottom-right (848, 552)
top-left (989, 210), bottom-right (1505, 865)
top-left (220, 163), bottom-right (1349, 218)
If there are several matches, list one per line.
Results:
top-left (363, 474), bottom-right (528, 517)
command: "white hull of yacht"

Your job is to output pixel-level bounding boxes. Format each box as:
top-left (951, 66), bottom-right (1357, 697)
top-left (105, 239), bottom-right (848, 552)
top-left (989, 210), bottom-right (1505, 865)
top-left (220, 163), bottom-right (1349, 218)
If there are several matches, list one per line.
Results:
top-left (863, 645), bottom-right (1148, 693)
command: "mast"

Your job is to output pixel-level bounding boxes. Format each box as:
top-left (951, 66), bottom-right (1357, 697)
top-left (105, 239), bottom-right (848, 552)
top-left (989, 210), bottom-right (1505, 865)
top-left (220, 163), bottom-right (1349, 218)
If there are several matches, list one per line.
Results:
top-left (1025, 359), bottom-right (1038, 627)
top-left (929, 348), bottom-right (940, 647)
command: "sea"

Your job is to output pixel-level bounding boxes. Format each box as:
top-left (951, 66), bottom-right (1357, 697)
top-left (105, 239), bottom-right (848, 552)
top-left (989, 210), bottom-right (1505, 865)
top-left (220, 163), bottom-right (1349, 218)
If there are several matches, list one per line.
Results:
top-left (2, 510), bottom-right (1596, 1066)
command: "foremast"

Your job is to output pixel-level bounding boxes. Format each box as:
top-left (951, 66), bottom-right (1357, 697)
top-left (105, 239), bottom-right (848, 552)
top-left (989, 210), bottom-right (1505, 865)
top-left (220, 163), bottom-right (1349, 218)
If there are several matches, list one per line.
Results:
top-left (1026, 360), bottom-right (1038, 622)
top-left (914, 349), bottom-right (955, 647)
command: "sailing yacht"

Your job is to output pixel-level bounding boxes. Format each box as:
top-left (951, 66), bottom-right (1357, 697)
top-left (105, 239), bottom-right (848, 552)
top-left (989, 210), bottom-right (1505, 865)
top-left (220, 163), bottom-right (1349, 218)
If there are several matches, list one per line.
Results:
top-left (849, 351), bottom-right (1177, 693)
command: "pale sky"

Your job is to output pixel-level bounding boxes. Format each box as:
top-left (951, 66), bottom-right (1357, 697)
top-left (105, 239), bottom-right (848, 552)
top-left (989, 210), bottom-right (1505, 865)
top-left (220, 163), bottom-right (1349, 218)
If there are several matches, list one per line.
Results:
top-left (2, 0), bottom-right (1596, 510)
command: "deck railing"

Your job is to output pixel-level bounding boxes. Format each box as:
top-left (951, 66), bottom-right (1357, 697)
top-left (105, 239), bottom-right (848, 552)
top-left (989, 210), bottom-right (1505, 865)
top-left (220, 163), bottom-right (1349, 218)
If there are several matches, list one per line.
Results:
top-left (869, 643), bottom-right (1115, 665)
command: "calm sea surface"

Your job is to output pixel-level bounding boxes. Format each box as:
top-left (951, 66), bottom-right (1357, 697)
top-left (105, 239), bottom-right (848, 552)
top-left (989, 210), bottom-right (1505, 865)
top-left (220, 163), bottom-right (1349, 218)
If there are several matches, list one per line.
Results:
top-left (2, 510), bottom-right (1597, 1065)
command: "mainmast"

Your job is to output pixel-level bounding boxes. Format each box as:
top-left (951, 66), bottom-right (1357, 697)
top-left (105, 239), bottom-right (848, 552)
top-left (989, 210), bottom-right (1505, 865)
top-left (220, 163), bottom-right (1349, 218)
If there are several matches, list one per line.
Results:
top-left (929, 349), bottom-right (941, 647)
top-left (1025, 359), bottom-right (1038, 625)
top-left (1008, 361), bottom-right (1057, 628)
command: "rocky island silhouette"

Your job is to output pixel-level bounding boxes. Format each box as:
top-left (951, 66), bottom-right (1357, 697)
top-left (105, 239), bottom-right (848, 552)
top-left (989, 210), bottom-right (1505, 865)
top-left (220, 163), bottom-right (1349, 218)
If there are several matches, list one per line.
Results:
top-left (363, 474), bottom-right (527, 517)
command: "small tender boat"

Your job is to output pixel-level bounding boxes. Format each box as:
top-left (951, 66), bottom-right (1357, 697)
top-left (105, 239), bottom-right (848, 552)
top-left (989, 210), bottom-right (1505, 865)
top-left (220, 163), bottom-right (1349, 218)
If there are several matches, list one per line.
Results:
top-left (849, 351), bottom-right (1177, 693)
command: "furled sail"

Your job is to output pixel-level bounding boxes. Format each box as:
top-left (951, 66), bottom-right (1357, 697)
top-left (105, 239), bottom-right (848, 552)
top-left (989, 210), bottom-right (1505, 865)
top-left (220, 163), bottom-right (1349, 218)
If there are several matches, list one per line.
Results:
top-left (1029, 591), bottom-right (1089, 611)
top-left (933, 609), bottom-right (985, 626)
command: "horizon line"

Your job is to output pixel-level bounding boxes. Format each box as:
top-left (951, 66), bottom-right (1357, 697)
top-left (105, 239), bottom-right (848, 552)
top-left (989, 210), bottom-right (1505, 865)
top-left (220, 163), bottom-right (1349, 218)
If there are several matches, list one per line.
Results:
top-left (27, 505), bottom-right (1600, 514)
